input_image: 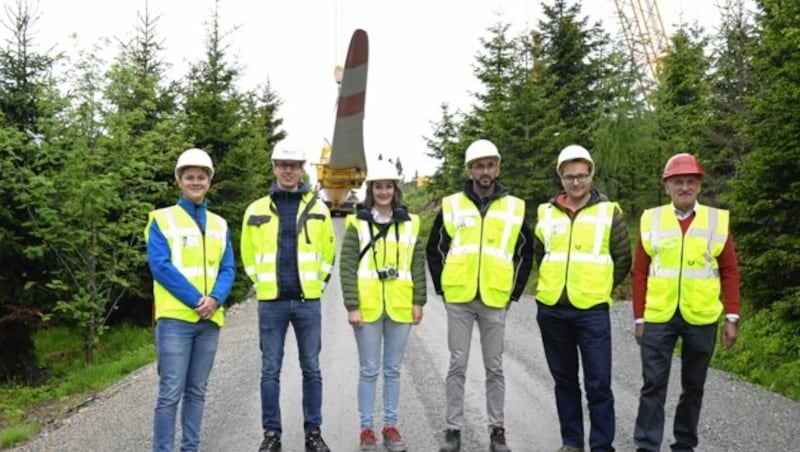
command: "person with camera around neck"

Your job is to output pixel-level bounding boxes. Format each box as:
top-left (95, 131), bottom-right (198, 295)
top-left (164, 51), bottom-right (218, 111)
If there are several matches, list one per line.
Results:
top-left (339, 160), bottom-right (427, 452)
top-left (426, 139), bottom-right (534, 452)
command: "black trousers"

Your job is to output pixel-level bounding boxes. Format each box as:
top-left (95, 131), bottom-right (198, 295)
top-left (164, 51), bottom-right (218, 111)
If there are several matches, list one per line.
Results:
top-left (634, 311), bottom-right (717, 452)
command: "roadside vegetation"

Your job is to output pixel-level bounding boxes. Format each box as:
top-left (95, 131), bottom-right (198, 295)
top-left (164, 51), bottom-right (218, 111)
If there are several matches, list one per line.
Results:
top-left (0, 325), bottom-right (154, 448)
top-left (1, 0), bottom-right (798, 449)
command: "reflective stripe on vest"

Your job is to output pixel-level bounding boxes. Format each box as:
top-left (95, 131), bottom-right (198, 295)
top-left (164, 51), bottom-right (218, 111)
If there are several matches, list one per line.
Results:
top-left (640, 205), bottom-right (728, 325)
top-left (352, 215), bottom-right (420, 323)
top-left (150, 206), bottom-right (227, 326)
top-left (535, 201), bottom-right (616, 308)
top-left (441, 193), bottom-right (524, 307)
top-left (242, 194), bottom-right (333, 300)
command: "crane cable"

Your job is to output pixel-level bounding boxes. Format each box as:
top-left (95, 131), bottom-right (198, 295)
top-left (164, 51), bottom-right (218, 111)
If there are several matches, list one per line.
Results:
top-left (334, 0), bottom-right (342, 68)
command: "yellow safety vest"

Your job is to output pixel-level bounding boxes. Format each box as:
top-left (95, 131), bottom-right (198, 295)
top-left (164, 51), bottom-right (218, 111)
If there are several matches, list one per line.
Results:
top-left (145, 205), bottom-right (227, 326)
top-left (240, 193), bottom-right (335, 300)
top-left (640, 204), bottom-right (728, 325)
top-left (440, 192), bottom-right (525, 307)
top-left (348, 214), bottom-right (420, 323)
top-left (535, 201), bottom-right (618, 308)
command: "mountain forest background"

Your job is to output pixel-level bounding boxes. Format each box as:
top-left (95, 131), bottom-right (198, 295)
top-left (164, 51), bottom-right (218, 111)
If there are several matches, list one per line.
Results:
top-left (0, 0), bottom-right (797, 409)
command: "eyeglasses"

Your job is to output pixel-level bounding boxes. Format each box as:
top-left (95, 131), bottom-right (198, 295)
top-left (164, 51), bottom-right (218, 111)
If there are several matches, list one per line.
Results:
top-left (561, 173), bottom-right (590, 184)
top-left (274, 161), bottom-right (303, 171)
top-left (470, 161), bottom-right (498, 171)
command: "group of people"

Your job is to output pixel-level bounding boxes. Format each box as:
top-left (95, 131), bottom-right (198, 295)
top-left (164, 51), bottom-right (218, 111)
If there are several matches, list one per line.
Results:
top-left (145, 137), bottom-right (740, 452)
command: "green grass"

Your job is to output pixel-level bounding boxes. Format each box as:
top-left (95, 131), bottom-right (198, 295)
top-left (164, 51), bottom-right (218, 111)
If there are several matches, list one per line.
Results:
top-left (0, 424), bottom-right (38, 449)
top-left (0, 324), bottom-right (155, 448)
top-left (712, 304), bottom-right (800, 401)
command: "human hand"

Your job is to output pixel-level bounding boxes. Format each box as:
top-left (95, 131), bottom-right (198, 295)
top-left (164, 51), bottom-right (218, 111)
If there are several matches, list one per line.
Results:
top-left (412, 305), bottom-right (423, 325)
top-left (634, 323), bottom-right (644, 346)
top-left (195, 296), bottom-right (218, 320)
top-left (348, 310), bottom-right (364, 328)
top-left (722, 321), bottom-right (738, 350)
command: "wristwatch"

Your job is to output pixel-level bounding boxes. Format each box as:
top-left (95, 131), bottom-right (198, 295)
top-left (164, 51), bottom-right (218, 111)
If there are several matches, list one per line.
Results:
top-left (726, 315), bottom-right (740, 325)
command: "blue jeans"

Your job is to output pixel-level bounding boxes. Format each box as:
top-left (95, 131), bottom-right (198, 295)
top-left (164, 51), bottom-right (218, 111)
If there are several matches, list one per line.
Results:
top-left (258, 299), bottom-right (322, 436)
top-left (153, 319), bottom-right (220, 452)
top-left (537, 302), bottom-right (615, 452)
top-left (353, 312), bottom-right (412, 430)
top-left (634, 311), bottom-right (716, 452)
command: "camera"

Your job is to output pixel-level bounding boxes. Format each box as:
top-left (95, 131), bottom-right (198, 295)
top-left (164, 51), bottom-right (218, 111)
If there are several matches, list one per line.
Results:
top-left (377, 265), bottom-right (398, 281)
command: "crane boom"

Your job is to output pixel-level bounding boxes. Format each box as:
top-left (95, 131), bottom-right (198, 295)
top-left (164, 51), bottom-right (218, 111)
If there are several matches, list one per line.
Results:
top-left (613, 0), bottom-right (668, 83)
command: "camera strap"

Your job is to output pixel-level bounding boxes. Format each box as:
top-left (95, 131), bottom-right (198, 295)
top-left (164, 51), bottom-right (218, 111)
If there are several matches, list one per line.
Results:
top-left (359, 222), bottom-right (391, 262)
top-left (359, 221), bottom-right (401, 270)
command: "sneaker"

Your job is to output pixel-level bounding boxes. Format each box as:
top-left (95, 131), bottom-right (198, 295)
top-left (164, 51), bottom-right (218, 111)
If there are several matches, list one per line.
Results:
top-left (259, 431), bottom-right (281, 452)
top-left (381, 426), bottom-right (407, 452)
top-left (490, 427), bottom-right (511, 452)
top-left (556, 447), bottom-right (583, 452)
top-left (305, 428), bottom-right (331, 452)
top-left (360, 429), bottom-right (378, 452)
top-left (439, 429), bottom-right (461, 452)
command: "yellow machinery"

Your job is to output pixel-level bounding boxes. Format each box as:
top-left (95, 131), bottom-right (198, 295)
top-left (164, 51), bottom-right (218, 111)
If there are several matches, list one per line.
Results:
top-left (315, 144), bottom-right (365, 216)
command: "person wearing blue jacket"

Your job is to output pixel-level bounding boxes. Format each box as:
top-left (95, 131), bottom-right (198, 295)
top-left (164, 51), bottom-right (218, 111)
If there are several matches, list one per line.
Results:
top-left (145, 148), bottom-right (236, 452)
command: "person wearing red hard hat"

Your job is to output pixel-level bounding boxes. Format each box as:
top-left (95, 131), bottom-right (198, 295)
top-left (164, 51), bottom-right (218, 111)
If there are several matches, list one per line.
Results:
top-left (632, 152), bottom-right (741, 452)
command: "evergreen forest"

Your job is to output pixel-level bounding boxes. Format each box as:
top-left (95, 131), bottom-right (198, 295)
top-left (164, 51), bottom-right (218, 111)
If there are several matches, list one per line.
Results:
top-left (0, 0), bottom-right (797, 420)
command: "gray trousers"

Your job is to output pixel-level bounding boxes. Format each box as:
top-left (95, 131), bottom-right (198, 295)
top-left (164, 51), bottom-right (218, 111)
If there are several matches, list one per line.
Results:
top-left (445, 300), bottom-right (507, 431)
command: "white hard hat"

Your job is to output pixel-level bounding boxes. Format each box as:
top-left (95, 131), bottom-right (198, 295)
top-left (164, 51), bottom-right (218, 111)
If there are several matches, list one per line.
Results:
top-left (366, 160), bottom-right (400, 182)
top-left (175, 148), bottom-right (214, 180)
top-left (464, 139), bottom-right (501, 168)
top-left (556, 144), bottom-right (594, 175)
top-left (271, 139), bottom-right (306, 162)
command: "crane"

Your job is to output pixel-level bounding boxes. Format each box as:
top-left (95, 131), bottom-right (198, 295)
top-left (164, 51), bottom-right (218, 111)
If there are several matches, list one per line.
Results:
top-left (613, 0), bottom-right (669, 86)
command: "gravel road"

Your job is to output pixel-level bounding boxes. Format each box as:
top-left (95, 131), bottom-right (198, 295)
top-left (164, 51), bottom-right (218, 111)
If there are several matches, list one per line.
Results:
top-left (10, 218), bottom-right (799, 452)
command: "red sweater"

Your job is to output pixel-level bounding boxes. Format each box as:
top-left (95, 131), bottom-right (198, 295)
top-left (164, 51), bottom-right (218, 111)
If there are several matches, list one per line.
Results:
top-left (632, 212), bottom-right (740, 320)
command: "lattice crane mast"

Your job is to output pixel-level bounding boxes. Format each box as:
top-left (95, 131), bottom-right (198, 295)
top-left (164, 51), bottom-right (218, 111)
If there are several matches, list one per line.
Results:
top-left (613, 0), bottom-right (669, 86)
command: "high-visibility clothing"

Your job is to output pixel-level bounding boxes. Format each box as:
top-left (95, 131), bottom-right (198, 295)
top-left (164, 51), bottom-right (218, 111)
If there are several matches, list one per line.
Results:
top-left (640, 204), bottom-right (728, 325)
top-left (535, 201), bottom-right (618, 308)
top-left (440, 193), bottom-right (525, 307)
top-left (348, 214), bottom-right (420, 323)
top-left (146, 205), bottom-right (227, 326)
top-left (241, 192), bottom-right (335, 300)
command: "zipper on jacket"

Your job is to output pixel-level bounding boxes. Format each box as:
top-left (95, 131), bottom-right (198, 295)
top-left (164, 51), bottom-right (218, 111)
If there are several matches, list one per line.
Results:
top-left (195, 203), bottom-right (209, 297)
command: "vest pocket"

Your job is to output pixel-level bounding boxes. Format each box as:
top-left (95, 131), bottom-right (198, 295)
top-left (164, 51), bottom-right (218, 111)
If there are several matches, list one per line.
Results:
top-left (441, 254), bottom-right (468, 292)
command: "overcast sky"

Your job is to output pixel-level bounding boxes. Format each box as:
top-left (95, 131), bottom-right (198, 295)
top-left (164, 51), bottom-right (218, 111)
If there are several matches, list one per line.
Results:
top-left (26, 0), bottom-right (746, 179)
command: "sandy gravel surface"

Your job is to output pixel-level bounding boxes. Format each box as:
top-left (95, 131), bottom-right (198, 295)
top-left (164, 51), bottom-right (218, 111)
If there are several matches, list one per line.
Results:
top-left (10, 218), bottom-right (799, 452)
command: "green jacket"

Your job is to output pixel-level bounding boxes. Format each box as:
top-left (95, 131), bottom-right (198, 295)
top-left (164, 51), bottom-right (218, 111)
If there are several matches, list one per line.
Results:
top-left (340, 206), bottom-right (427, 313)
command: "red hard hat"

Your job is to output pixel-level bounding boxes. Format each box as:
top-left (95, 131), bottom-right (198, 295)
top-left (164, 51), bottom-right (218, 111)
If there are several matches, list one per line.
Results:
top-left (662, 153), bottom-right (703, 181)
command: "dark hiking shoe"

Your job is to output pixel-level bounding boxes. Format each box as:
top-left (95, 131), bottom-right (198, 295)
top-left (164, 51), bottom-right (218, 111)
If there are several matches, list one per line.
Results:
top-left (490, 427), bottom-right (511, 452)
top-left (259, 431), bottom-right (281, 452)
top-left (305, 428), bottom-right (331, 452)
top-left (440, 429), bottom-right (461, 452)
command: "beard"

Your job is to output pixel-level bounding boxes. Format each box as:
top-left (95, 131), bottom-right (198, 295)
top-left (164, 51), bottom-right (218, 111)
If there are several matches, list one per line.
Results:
top-left (476, 177), bottom-right (495, 188)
